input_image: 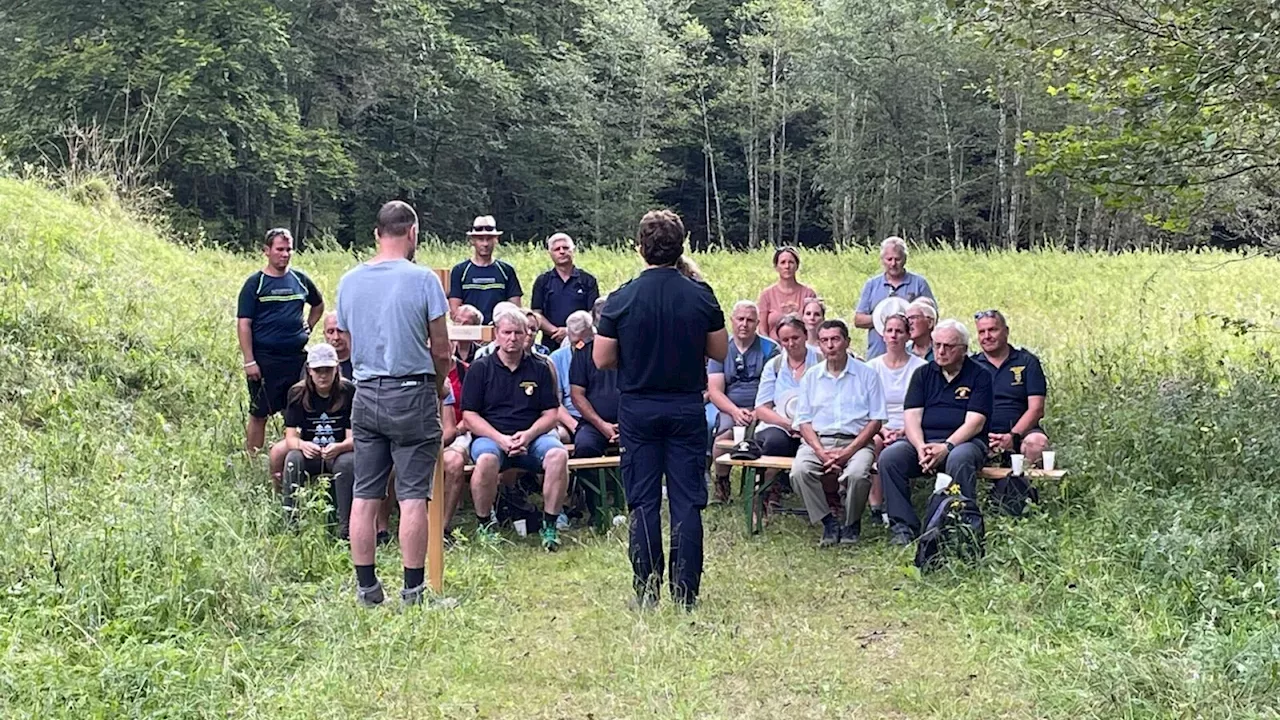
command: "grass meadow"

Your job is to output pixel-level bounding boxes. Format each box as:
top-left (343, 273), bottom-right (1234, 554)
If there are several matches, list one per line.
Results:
top-left (5, 176), bottom-right (1280, 718)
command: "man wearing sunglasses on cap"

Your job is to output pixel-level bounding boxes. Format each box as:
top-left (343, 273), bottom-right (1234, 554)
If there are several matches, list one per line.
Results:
top-left (448, 215), bottom-right (523, 324)
top-left (971, 309), bottom-right (1049, 467)
top-left (237, 227), bottom-right (325, 460)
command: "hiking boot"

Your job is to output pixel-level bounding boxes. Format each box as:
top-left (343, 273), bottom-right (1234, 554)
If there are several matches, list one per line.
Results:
top-left (713, 475), bottom-right (732, 504)
top-left (540, 524), bottom-right (561, 552)
top-left (868, 504), bottom-right (888, 527)
top-left (356, 581), bottom-right (385, 608)
top-left (840, 522), bottom-right (861, 545)
top-left (400, 583), bottom-right (425, 608)
top-left (764, 484), bottom-right (785, 513)
top-left (819, 519), bottom-right (840, 548)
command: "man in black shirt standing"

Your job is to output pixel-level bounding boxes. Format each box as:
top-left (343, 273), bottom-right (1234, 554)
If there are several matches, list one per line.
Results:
top-left (531, 233), bottom-right (600, 347)
top-left (595, 210), bottom-right (728, 610)
top-left (236, 227), bottom-right (324, 455)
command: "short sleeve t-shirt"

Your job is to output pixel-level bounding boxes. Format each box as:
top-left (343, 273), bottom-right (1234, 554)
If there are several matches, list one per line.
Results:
top-left (460, 353), bottom-right (557, 435)
top-left (531, 268), bottom-right (600, 331)
top-left (448, 259), bottom-right (522, 323)
top-left (867, 354), bottom-right (928, 430)
top-left (237, 269), bottom-right (323, 355)
top-left (972, 347), bottom-right (1047, 433)
top-left (598, 268), bottom-right (725, 398)
top-left (903, 356), bottom-right (993, 443)
top-left (707, 335), bottom-right (780, 409)
top-left (855, 271), bottom-right (934, 358)
top-left (283, 381), bottom-right (356, 447)
top-left (335, 259), bottom-right (449, 382)
top-left (569, 340), bottom-right (620, 423)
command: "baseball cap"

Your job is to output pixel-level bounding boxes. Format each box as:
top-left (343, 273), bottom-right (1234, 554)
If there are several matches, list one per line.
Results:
top-left (306, 343), bottom-right (340, 369)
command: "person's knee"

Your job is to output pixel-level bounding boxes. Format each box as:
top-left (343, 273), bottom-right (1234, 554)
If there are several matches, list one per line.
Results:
top-left (284, 449), bottom-right (304, 470)
top-left (1022, 432), bottom-right (1048, 458)
top-left (333, 453), bottom-right (355, 476)
top-left (473, 453), bottom-right (500, 479)
top-left (946, 443), bottom-right (984, 472)
top-left (443, 450), bottom-right (465, 477)
top-left (543, 447), bottom-right (569, 474)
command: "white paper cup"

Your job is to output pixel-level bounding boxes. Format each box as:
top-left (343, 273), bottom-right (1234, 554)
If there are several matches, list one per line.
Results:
top-left (1011, 454), bottom-right (1025, 475)
top-left (733, 426), bottom-right (746, 443)
top-left (934, 472), bottom-right (953, 493)
top-left (1042, 451), bottom-right (1056, 472)
top-left (513, 519), bottom-right (527, 537)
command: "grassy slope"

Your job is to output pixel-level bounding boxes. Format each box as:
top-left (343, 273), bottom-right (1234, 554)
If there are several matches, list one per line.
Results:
top-left (3, 177), bottom-right (1280, 718)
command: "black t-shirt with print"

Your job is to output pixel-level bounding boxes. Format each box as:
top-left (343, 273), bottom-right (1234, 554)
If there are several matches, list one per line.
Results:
top-left (283, 381), bottom-right (356, 447)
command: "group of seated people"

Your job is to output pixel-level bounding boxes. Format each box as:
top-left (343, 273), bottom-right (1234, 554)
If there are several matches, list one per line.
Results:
top-left (272, 228), bottom-right (1051, 551)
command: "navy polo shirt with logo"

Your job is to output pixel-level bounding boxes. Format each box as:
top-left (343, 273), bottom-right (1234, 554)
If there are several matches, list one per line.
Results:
top-left (531, 267), bottom-right (600, 331)
top-left (972, 347), bottom-right (1047, 433)
top-left (460, 352), bottom-right (557, 435)
top-left (448, 259), bottom-right (523, 323)
top-left (236, 269), bottom-right (323, 355)
top-left (903, 356), bottom-right (994, 443)
top-left (569, 340), bottom-right (620, 423)
top-left (598, 267), bottom-right (725, 400)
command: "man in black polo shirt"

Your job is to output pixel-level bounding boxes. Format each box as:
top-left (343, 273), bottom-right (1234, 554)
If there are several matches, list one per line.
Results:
top-left (236, 227), bottom-right (325, 455)
top-left (879, 319), bottom-right (993, 545)
top-left (595, 210), bottom-right (728, 610)
top-left (972, 310), bottom-right (1049, 466)
top-left (448, 215), bottom-right (522, 323)
top-left (531, 233), bottom-right (600, 347)
top-left (461, 306), bottom-right (570, 552)
top-left (570, 297), bottom-right (620, 456)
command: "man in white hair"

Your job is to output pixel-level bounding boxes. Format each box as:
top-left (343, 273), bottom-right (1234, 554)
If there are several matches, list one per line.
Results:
top-left (459, 305), bottom-right (570, 551)
top-left (550, 310), bottom-right (594, 433)
top-left (854, 236), bottom-right (935, 359)
top-left (878, 318), bottom-right (993, 546)
top-left (531, 233), bottom-right (599, 347)
top-left (705, 299), bottom-right (778, 502)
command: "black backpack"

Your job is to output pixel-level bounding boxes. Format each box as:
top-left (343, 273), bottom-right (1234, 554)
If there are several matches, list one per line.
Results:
top-left (914, 485), bottom-right (985, 571)
top-left (990, 473), bottom-right (1039, 517)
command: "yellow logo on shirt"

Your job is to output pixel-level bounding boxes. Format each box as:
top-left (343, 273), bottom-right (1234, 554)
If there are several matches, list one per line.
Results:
top-left (520, 381), bottom-right (538, 396)
top-left (1010, 366), bottom-right (1026, 385)
top-left (955, 386), bottom-right (971, 400)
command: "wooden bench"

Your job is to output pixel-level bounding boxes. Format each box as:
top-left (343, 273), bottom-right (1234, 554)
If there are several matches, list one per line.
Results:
top-left (714, 452), bottom-right (1067, 535)
top-left (459, 446), bottom-right (627, 530)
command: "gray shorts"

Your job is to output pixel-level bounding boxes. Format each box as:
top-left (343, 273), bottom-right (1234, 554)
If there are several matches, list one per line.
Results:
top-left (352, 376), bottom-right (442, 501)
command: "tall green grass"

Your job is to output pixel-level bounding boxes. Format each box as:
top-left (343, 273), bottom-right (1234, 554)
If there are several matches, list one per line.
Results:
top-left (3, 176), bottom-right (1280, 717)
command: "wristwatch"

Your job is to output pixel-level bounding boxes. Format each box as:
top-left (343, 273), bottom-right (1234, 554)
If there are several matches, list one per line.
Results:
top-left (1011, 432), bottom-right (1023, 447)
top-left (944, 441), bottom-right (955, 453)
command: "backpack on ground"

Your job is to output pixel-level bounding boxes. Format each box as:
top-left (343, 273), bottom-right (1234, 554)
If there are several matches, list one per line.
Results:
top-left (914, 484), bottom-right (985, 571)
top-left (990, 472), bottom-right (1039, 517)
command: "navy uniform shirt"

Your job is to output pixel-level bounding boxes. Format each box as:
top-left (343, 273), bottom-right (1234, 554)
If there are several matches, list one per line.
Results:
top-left (531, 267), bottom-right (600, 331)
top-left (569, 340), bottom-right (620, 423)
top-left (460, 352), bottom-right (557, 435)
top-left (448, 259), bottom-right (523, 323)
top-left (598, 267), bottom-right (725, 399)
top-left (236, 269), bottom-right (322, 355)
top-left (972, 347), bottom-right (1047, 433)
top-left (904, 356), bottom-right (994, 444)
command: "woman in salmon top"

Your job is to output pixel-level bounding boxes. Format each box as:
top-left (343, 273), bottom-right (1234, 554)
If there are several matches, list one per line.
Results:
top-left (756, 246), bottom-right (818, 340)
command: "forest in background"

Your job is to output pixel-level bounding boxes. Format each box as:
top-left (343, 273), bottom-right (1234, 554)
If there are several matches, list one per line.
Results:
top-left (1, 0), bottom-right (1277, 251)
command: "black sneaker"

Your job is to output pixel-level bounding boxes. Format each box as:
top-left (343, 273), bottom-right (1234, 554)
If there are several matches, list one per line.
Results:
top-left (819, 520), bottom-right (840, 548)
top-left (356, 581), bottom-right (385, 608)
top-left (401, 583), bottom-right (425, 608)
top-left (840, 522), bottom-right (861, 545)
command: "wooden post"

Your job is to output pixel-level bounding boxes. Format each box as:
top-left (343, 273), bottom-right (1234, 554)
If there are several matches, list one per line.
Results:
top-left (428, 269), bottom-right (449, 594)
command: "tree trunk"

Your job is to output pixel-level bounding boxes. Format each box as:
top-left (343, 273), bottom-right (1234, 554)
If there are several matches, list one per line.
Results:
top-left (995, 77), bottom-right (1008, 248)
top-left (767, 41), bottom-right (778, 248)
top-left (1006, 86), bottom-right (1024, 249)
top-left (937, 80), bottom-right (961, 246)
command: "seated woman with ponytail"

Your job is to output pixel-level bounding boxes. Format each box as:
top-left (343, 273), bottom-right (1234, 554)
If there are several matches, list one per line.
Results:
top-left (282, 343), bottom-right (357, 537)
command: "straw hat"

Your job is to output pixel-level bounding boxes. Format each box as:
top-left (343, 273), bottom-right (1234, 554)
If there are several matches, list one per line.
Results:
top-left (466, 215), bottom-right (503, 237)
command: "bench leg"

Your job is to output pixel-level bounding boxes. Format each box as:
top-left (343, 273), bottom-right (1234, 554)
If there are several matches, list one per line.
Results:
top-left (742, 467), bottom-right (759, 535)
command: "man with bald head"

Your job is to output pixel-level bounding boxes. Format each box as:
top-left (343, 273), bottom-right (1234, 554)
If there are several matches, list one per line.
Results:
top-left (531, 232), bottom-right (599, 347)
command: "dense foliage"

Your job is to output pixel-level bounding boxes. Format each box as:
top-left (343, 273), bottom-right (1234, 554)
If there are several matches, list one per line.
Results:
top-left (4, 0), bottom-right (1274, 249)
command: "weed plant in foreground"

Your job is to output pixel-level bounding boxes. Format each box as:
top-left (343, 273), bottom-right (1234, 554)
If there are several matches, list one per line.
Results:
top-left (3, 176), bottom-right (1280, 717)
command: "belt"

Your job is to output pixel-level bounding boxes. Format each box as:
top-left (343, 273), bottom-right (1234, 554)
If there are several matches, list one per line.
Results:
top-left (362, 374), bottom-right (430, 386)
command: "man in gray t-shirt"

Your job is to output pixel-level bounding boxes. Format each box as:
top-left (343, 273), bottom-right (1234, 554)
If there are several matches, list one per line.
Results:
top-left (335, 201), bottom-right (451, 609)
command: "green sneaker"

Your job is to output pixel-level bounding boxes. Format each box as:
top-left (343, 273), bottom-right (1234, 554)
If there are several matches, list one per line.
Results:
top-left (540, 524), bottom-right (561, 552)
top-left (474, 521), bottom-right (500, 544)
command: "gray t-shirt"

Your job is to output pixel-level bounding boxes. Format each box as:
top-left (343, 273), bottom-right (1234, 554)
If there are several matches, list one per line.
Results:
top-left (336, 259), bottom-right (449, 382)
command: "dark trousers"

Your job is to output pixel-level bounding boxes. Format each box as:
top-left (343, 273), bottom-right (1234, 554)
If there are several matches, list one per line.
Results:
top-left (573, 422), bottom-right (611, 458)
top-left (283, 449), bottom-right (355, 537)
top-left (619, 395), bottom-right (707, 605)
top-left (879, 437), bottom-right (986, 536)
top-left (756, 426), bottom-right (801, 457)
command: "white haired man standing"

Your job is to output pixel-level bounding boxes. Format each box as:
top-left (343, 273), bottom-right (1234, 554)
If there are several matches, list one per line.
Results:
top-left (531, 233), bottom-right (599, 347)
top-left (705, 299), bottom-right (779, 502)
top-left (878, 319), bottom-right (992, 546)
top-left (854, 236), bottom-right (935, 359)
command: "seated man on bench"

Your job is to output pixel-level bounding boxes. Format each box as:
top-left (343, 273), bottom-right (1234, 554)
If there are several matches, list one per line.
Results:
top-left (790, 320), bottom-right (886, 547)
top-left (570, 302), bottom-right (619, 459)
top-left (706, 300), bottom-right (779, 502)
top-left (972, 309), bottom-right (1049, 467)
top-left (461, 306), bottom-right (570, 551)
top-left (879, 319), bottom-right (993, 546)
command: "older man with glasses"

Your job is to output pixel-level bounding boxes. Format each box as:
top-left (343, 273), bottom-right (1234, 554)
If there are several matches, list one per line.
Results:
top-left (878, 318), bottom-right (993, 546)
top-left (972, 309), bottom-right (1049, 467)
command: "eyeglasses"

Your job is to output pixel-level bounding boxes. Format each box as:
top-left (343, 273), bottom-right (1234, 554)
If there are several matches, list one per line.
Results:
top-left (934, 342), bottom-right (966, 351)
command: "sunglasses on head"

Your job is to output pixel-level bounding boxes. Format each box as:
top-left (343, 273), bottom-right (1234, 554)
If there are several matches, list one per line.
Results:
top-left (974, 309), bottom-right (1001, 319)
top-left (265, 228), bottom-right (291, 242)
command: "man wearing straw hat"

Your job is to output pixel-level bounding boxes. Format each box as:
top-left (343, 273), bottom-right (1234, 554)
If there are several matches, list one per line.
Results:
top-left (448, 215), bottom-right (523, 324)
top-left (336, 201), bottom-right (451, 608)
